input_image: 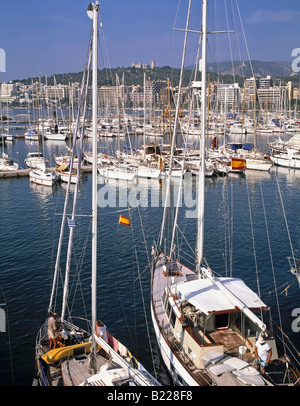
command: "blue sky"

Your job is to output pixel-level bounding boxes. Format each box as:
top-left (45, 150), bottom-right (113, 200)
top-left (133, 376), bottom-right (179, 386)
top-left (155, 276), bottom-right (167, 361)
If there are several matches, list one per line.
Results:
top-left (0, 0), bottom-right (299, 81)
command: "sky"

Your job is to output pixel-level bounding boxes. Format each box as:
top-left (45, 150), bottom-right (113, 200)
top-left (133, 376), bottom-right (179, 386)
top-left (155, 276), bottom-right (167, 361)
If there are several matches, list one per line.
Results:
top-left (0, 0), bottom-right (299, 81)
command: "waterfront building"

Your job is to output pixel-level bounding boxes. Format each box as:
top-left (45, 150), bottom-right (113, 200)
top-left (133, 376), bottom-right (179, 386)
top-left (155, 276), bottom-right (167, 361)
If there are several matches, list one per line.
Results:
top-left (244, 77), bottom-right (257, 104)
top-left (258, 75), bottom-right (273, 89)
top-left (1, 82), bottom-right (18, 103)
top-left (216, 83), bottom-right (240, 107)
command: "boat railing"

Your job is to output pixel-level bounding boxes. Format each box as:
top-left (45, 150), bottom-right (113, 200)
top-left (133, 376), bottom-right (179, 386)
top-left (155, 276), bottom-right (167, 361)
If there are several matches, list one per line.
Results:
top-left (161, 319), bottom-right (196, 368)
top-left (272, 322), bottom-right (300, 373)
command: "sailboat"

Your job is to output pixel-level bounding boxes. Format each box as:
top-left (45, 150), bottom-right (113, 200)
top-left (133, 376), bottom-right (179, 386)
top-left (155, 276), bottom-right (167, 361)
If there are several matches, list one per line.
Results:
top-left (0, 152), bottom-right (19, 171)
top-left (35, 2), bottom-right (160, 387)
top-left (151, 0), bottom-right (300, 386)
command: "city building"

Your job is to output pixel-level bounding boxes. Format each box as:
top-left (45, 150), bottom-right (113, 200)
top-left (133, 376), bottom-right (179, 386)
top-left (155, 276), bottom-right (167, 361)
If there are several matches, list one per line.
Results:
top-left (1, 82), bottom-right (18, 103)
top-left (216, 83), bottom-right (240, 106)
top-left (244, 77), bottom-right (257, 104)
top-left (258, 75), bottom-right (272, 89)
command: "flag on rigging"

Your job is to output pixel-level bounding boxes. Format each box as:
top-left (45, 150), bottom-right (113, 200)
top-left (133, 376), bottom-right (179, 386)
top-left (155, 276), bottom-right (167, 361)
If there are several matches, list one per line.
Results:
top-left (119, 215), bottom-right (131, 226)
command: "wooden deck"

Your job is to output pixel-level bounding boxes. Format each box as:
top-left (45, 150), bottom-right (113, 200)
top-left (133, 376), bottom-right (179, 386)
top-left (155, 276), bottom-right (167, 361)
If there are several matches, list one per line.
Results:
top-left (61, 353), bottom-right (117, 386)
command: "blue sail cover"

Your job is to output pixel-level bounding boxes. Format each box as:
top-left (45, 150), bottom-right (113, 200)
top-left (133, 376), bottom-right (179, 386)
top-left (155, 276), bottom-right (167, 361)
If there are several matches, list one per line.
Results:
top-left (229, 143), bottom-right (254, 151)
top-left (242, 143), bottom-right (254, 151)
top-left (230, 143), bottom-right (242, 151)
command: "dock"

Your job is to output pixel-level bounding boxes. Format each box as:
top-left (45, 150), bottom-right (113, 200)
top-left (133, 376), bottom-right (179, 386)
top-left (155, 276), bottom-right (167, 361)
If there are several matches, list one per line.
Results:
top-left (0, 165), bottom-right (92, 179)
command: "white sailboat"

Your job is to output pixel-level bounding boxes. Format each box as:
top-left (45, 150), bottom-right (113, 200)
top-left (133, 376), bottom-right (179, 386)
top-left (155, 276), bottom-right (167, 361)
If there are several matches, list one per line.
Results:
top-left (29, 162), bottom-right (57, 187)
top-left (0, 152), bottom-right (19, 171)
top-left (151, 0), bottom-right (300, 387)
top-left (25, 151), bottom-right (46, 169)
top-left (35, 2), bottom-right (159, 387)
top-left (270, 148), bottom-right (300, 169)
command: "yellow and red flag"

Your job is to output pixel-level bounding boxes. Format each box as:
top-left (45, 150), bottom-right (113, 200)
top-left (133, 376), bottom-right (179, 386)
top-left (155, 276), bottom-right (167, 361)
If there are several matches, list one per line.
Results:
top-left (119, 215), bottom-right (131, 226)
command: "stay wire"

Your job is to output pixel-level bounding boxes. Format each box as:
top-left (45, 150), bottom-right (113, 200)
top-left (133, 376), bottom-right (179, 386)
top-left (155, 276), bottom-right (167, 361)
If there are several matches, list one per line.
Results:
top-left (259, 179), bottom-right (286, 356)
top-left (0, 284), bottom-right (14, 385)
top-left (245, 178), bottom-right (263, 321)
top-left (129, 209), bottom-right (159, 380)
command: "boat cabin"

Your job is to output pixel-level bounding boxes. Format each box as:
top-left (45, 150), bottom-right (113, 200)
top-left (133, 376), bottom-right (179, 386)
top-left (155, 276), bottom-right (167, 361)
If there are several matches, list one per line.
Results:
top-left (162, 276), bottom-right (278, 370)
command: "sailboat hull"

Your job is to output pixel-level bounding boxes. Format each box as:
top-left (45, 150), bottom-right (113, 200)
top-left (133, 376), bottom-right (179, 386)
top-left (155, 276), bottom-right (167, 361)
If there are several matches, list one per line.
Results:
top-left (29, 169), bottom-right (57, 187)
top-left (151, 304), bottom-right (200, 386)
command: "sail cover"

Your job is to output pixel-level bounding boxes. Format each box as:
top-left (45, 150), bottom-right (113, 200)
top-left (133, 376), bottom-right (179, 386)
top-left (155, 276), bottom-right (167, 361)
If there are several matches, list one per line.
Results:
top-left (175, 277), bottom-right (267, 315)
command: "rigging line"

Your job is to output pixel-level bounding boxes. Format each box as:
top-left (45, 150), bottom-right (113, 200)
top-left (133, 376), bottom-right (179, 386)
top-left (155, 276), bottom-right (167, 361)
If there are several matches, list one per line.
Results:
top-left (229, 0), bottom-right (245, 79)
top-left (245, 178), bottom-right (263, 321)
top-left (129, 219), bottom-right (159, 381)
top-left (68, 219), bottom-right (92, 323)
top-left (175, 223), bottom-right (196, 257)
top-left (235, 0), bottom-right (255, 78)
top-left (221, 177), bottom-right (228, 276)
top-left (161, 234), bottom-right (196, 268)
top-left (266, 279), bottom-right (295, 296)
top-left (159, 0), bottom-right (192, 249)
top-left (136, 206), bottom-right (150, 266)
top-left (102, 219), bottom-right (138, 348)
top-left (259, 180), bottom-right (287, 353)
top-left (133, 257), bottom-right (156, 284)
top-left (224, 0), bottom-right (235, 82)
top-left (0, 285), bottom-right (14, 385)
top-left (274, 169), bottom-right (296, 268)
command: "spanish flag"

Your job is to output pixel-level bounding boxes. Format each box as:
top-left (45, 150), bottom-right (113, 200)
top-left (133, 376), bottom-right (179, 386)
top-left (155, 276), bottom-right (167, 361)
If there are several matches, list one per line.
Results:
top-left (119, 215), bottom-right (131, 226)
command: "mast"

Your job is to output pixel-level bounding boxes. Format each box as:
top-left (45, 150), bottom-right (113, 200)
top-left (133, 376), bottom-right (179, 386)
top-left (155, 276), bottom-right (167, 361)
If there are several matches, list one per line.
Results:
top-left (159, 0), bottom-right (192, 249)
top-left (196, 0), bottom-right (208, 275)
top-left (89, 0), bottom-right (99, 371)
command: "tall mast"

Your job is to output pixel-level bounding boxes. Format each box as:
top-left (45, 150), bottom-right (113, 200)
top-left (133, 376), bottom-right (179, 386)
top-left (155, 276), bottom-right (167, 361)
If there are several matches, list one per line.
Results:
top-left (196, 0), bottom-right (208, 275)
top-left (159, 0), bottom-right (192, 249)
top-left (89, 1), bottom-right (99, 371)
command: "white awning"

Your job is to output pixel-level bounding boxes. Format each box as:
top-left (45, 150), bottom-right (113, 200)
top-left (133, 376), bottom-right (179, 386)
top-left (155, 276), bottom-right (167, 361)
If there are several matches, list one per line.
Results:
top-left (175, 277), bottom-right (267, 315)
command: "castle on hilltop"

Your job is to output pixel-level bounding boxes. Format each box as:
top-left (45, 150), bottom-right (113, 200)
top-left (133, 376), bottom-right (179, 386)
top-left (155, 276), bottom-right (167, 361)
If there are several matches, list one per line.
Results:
top-left (132, 60), bottom-right (155, 69)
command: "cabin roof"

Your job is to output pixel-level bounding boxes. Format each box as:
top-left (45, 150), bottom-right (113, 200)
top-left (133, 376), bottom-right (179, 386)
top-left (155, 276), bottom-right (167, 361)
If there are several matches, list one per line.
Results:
top-left (175, 277), bottom-right (267, 315)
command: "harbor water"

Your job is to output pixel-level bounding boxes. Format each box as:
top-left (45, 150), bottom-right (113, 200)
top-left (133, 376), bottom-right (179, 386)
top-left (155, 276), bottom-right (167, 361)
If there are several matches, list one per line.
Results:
top-left (0, 110), bottom-right (300, 386)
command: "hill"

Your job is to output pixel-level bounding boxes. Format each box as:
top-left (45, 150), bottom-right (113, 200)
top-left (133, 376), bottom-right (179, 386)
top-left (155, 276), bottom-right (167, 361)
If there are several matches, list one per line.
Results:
top-left (207, 60), bottom-right (296, 79)
top-left (13, 61), bottom-right (299, 89)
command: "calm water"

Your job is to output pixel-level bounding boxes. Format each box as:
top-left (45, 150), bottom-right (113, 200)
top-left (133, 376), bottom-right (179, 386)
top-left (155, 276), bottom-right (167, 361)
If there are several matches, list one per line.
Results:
top-left (0, 111), bottom-right (300, 386)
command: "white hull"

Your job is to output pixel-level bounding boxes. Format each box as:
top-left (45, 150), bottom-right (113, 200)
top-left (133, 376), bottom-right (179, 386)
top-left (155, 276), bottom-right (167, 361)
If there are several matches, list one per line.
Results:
top-left (270, 150), bottom-right (300, 169)
top-left (270, 156), bottom-right (300, 169)
top-left (136, 166), bottom-right (161, 179)
top-left (98, 166), bottom-right (136, 181)
top-left (29, 169), bottom-right (57, 186)
top-left (84, 151), bottom-right (112, 165)
top-left (151, 306), bottom-right (199, 386)
top-left (25, 135), bottom-right (40, 141)
top-left (160, 169), bottom-right (186, 178)
top-left (56, 171), bottom-right (78, 184)
top-left (0, 159), bottom-right (19, 171)
top-left (44, 133), bottom-right (67, 141)
top-left (25, 153), bottom-right (46, 169)
top-left (246, 159), bottom-right (273, 171)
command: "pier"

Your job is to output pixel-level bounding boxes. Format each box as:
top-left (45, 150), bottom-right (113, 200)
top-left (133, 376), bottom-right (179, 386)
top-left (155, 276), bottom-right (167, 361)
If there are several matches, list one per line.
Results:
top-left (0, 165), bottom-right (92, 179)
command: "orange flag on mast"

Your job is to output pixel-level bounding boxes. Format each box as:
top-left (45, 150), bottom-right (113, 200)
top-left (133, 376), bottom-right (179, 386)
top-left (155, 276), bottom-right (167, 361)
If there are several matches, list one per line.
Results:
top-left (119, 215), bottom-right (131, 226)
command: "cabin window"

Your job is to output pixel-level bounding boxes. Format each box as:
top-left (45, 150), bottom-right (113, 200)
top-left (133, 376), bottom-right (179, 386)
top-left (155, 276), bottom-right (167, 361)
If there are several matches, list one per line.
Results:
top-left (162, 290), bottom-right (167, 307)
top-left (166, 301), bottom-right (171, 317)
top-left (215, 313), bottom-right (229, 329)
top-left (170, 310), bottom-right (176, 328)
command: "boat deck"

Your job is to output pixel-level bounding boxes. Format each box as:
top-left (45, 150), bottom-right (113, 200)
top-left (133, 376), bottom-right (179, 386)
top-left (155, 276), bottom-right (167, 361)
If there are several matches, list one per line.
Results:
top-left (37, 343), bottom-right (119, 386)
top-left (61, 353), bottom-right (117, 386)
top-left (152, 254), bottom-right (214, 385)
top-left (151, 254), bottom-right (258, 386)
